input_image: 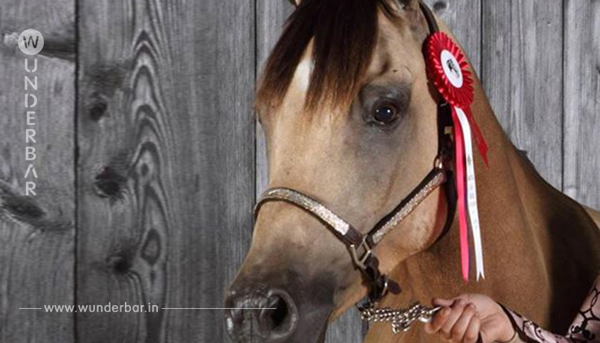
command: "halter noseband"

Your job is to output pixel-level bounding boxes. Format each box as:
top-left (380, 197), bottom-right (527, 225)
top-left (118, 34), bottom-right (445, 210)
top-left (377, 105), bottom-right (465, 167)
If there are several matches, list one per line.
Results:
top-left (254, 2), bottom-right (457, 306)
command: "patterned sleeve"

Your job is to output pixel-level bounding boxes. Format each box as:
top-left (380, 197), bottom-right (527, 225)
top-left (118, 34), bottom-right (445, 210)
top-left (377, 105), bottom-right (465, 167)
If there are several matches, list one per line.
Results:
top-left (499, 274), bottom-right (600, 343)
top-left (567, 275), bottom-right (600, 342)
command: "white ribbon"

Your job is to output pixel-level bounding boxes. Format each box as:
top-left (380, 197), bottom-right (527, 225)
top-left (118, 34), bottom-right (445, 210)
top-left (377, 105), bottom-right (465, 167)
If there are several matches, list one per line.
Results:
top-left (455, 107), bottom-right (485, 280)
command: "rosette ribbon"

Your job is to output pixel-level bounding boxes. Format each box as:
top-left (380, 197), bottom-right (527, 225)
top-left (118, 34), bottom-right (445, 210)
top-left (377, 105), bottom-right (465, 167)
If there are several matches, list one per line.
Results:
top-left (426, 32), bottom-right (488, 281)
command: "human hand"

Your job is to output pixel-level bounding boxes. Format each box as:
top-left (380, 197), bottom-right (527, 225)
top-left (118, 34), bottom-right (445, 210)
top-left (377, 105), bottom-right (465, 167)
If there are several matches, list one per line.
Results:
top-left (424, 294), bottom-right (515, 343)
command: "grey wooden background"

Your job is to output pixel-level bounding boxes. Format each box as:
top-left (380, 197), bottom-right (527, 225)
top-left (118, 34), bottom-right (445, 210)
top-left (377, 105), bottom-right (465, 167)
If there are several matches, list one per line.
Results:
top-left (0, 0), bottom-right (598, 342)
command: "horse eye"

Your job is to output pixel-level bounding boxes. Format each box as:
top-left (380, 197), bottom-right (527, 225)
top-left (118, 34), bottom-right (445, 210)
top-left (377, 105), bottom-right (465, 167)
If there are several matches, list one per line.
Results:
top-left (372, 102), bottom-right (400, 125)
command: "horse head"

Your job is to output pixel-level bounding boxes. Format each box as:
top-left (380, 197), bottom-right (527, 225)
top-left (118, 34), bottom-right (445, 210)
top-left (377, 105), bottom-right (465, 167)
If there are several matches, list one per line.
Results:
top-left (224, 1), bottom-right (454, 341)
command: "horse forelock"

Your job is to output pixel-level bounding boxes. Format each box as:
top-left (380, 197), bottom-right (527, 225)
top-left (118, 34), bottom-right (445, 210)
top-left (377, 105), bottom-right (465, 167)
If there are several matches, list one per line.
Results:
top-left (255, 0), bottom-right (404, 114)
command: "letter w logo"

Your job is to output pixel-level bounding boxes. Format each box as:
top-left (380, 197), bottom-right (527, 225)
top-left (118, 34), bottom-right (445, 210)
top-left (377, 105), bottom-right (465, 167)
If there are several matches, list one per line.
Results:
top-left (22, 35), bottom-right (39, 49)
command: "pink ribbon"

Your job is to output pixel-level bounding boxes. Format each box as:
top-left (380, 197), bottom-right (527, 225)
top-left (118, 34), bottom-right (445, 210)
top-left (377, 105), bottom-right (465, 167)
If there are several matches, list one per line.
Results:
top-left (452, 108), bottom-right (470, 281)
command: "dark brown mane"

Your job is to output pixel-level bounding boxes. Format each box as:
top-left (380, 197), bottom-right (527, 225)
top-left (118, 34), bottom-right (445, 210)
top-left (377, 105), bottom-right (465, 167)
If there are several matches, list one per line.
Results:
top-left (256, 0), bottom-right (391, 112)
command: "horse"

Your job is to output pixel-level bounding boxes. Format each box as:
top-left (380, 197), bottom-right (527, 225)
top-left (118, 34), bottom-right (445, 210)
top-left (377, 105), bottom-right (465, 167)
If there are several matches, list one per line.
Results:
top-left (224, 0), bottom-right (600, 342)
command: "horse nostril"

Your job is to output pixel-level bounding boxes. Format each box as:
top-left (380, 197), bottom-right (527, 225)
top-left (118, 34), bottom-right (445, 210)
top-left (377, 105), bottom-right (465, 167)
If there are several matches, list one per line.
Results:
top-left (260, 293), bottom-right (293, 332)
top-left (224, 287), bottom-right (298, 342)
top-left (269, 296), bottom-right (289, 329)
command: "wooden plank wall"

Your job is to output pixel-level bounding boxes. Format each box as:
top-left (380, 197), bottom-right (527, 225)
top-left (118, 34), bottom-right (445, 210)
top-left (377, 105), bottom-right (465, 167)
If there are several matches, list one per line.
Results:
top-left (0, 0), bottom-right (75, 342)
top-left (481, 0), bottom-right (565, 188)
top-left (563, 0), bottom-right (600, 209)
top-left (0, 0), bottom-right (598, 342)
top-left (77, 1), bottom-right (255, 343)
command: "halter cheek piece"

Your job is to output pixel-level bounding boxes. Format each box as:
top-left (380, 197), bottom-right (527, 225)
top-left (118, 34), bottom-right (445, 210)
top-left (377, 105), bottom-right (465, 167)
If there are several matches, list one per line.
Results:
top-left (254, 2), bottom-right (456, 306)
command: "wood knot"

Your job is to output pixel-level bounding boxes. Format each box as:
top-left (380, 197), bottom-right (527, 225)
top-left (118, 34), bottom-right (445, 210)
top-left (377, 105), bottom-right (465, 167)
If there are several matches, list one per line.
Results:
top-left (107, 253), bottom-right (133, 274)
top-left (1, 192), bottom-right (46, 220)
top-left (94, 166), bottom-right (126, 199)
top-left (432, 1), bottom-right (448, 13)
top-left (88, 93), bottom-right (108, 121)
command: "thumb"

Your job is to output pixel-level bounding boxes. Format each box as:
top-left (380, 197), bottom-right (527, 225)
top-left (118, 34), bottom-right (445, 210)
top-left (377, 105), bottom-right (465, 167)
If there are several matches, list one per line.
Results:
top-left (433, 294), bottom-right (471, 307)
top-left (431, 298), bottom-right (454, 307)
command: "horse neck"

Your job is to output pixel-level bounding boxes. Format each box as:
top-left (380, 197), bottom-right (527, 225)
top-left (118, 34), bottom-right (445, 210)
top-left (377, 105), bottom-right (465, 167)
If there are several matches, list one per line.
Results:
top-left (367, 72), bottom-right (600, 343)
top-left (381, 70), bottom-right (551, 309)
top-left (364, 21), bottom-right (600, 343)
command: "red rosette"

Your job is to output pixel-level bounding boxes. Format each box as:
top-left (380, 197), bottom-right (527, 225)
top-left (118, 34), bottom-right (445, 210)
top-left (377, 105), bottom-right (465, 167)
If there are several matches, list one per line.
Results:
top-left (426, 32), bottom-right (474, 108)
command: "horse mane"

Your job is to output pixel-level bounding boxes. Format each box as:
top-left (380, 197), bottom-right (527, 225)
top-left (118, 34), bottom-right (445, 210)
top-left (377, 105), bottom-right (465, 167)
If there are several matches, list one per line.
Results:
top-left (256, 0), bottom-right (396, 112)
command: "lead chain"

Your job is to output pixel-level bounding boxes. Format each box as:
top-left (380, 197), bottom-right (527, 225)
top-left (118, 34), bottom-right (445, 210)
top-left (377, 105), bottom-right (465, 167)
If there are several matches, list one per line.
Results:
top-left (359, 303), bottom-right (441, 334)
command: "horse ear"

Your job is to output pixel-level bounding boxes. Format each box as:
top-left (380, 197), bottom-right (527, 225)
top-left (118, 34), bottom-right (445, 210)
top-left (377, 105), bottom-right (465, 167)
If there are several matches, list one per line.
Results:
top-left (287, 0), bottom-right (299, 6)
top-left (394, 0), bottom-right (430, 37)
top-left (396, 0), bottom-right (420, 11)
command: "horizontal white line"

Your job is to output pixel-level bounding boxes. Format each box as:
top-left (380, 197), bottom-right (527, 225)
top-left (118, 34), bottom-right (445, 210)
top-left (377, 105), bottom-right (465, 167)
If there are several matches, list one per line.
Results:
top-left (163, 307), bottom-right (276, 310)
top-left (19, 307), bottom-right (276, 311)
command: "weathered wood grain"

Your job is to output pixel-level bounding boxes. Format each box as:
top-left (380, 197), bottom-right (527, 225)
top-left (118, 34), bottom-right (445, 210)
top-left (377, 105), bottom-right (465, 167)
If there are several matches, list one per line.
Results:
top-left (77, 0), bottom-right (255, 342)
top-left (481, 0), bottom-right (564, 189)
top-left (563, 0), bottom-right (600, 209)
top-left (0, 1), bottom-right (75, 342)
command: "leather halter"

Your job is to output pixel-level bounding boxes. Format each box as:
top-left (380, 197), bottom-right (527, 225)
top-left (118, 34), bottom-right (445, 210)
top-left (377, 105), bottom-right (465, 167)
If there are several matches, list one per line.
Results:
top-left (254, 2), bottom-right (457, 305)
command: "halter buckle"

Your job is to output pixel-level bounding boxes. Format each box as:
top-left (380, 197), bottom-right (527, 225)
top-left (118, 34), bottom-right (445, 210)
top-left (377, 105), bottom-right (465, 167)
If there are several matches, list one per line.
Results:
top-left (349, 238), bottom-right (373, 271)
top-left (433, 155), bottom-right (444, 169)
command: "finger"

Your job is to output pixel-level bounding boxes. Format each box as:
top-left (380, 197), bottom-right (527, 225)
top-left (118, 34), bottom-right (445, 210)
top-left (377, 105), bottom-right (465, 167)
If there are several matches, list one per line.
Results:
top-left (451, 304), bottom-right (477, 342)
top-left (441, 299), bottom-right (468, 339)
top-left (463, 314), bottom-right (481, 343)
top-left (426, 306), bottom-right (451, 334)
